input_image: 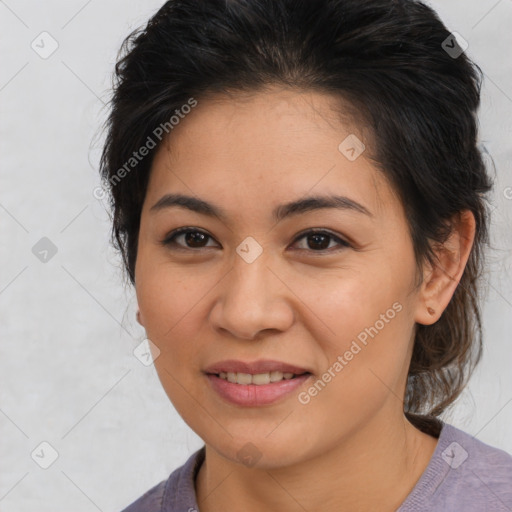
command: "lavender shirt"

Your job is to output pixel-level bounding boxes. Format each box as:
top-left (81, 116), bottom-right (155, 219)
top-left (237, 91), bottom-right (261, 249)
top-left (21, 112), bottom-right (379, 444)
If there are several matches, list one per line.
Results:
top-left (120, 422), bottom-right (512, 511)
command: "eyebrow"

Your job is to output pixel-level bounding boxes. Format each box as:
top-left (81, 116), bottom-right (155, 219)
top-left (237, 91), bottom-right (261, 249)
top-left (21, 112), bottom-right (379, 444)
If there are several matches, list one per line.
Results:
top-left (149, 192), bottom-right (373, 223)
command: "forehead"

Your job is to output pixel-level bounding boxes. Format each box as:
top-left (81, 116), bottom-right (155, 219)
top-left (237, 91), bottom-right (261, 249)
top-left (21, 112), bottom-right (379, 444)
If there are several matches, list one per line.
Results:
top-left (145, 88), bottom-right (391, 220)
top-left (163, 86), bottom-right (369, 161)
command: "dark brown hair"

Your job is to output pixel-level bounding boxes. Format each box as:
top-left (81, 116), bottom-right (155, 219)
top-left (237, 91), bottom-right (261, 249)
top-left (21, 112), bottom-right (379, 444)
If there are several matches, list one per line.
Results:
top-left (99, 0), bottom-right (494, 436)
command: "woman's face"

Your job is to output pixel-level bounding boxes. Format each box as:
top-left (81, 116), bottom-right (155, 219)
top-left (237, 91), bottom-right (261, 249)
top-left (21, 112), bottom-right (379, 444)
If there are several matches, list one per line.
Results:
top-left (135, 87), bottom-right (426, 467)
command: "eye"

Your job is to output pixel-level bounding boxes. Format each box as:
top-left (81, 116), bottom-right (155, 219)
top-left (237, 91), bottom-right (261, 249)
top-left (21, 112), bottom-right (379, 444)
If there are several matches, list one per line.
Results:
top-left (160, 227), bottom-right (350, 253)
top-left (161, 227), bottom-right (218, 250)
top-left (290, 229), bottom-right (350, 253)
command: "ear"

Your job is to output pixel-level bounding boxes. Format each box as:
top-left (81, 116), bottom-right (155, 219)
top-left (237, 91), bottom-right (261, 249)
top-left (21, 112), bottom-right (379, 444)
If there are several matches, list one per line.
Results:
top-left (136, 308), bottom-right (144, 326)
top-left (414, 210), bottom-right (476, 325)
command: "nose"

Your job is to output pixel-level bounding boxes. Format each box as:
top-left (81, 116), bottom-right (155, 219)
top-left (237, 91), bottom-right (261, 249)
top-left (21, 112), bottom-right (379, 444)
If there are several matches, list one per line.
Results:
top-left (209, 252), bottom-right (295, 340)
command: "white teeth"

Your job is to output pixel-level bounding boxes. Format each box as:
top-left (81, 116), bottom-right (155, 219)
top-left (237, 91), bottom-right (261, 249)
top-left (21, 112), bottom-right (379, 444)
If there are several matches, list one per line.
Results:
top-left (237, 372), bottom-right (252, 385)
top-left (270, 370), bottom-right (284, 382)
top-left (217, 371), bottom-right (304, 385)
top-left (252, 373), bottom-right (270, 385)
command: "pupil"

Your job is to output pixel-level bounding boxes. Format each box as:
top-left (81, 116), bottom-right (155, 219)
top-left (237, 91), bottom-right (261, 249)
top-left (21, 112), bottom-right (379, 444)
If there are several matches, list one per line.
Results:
top-left (309, 233), bottom-right (329, 250)
top-left (186, 231), bottom-right (207, 247)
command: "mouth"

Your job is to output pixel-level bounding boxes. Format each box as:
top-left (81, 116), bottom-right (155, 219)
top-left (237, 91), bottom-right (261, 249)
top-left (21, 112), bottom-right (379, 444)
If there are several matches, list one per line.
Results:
top-left (203, 359), bottom-right (313, 406)
top-left (208, 370), bottom-right (311, 385)
top-left (203, 358), bottom-right (313, 376)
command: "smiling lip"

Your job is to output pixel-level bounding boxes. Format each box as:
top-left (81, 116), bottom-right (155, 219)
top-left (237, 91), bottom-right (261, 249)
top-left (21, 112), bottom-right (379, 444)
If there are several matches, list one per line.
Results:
top-left (203, 359), bottom-right (313, 407)
top-left (206, 373), bottom-right (311, 406)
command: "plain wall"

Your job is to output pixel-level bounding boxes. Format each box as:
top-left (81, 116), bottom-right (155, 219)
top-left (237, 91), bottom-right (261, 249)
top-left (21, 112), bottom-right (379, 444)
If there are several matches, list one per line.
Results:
top-left (1, 1), bottom-right (511, 510)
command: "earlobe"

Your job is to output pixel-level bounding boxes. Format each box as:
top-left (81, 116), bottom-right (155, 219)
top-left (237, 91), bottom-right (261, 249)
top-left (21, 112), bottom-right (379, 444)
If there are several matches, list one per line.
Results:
top-left (415, 210), bottom-right (476, 326)
top-left (136, 308), bottom-right (143, 326)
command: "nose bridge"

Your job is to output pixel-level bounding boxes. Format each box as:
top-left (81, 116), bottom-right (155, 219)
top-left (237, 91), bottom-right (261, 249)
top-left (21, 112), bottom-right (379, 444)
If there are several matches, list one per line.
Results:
top-left (232, 247), bottom-right (270, 300)
top-left (212, 243), bottom-right (293, 339)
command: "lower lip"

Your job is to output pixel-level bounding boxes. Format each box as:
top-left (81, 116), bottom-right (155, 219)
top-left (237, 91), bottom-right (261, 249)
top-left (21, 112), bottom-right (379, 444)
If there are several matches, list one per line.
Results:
top-left (205, 373), bottom-right (312, 406)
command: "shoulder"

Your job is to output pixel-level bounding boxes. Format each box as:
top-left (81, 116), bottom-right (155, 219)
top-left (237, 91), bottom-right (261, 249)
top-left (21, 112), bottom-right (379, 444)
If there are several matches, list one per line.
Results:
top-left (119, 446), bottom-right (205, 512)
top-left (399, 422), bottom-right (512, 511)
top-left (120, 480), bottom-right (166, 512)
top-left (448, 424), bottom-right (512, 495)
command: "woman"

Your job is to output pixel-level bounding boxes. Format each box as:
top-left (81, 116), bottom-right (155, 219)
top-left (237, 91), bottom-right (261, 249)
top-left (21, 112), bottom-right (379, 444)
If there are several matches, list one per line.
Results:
top-left (99, 0), bottom-right (512, 510)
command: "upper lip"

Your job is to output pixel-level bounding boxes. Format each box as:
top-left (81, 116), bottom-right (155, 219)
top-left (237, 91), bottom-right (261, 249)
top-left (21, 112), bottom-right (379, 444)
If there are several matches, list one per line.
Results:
top-left (204, 359), bottom-right (312, 375)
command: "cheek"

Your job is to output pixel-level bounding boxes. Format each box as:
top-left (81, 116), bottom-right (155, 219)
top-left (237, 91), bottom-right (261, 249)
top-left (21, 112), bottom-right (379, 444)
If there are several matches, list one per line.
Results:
top-left (300, 267), bottom-right (412, 403)
top-left (135, 254), bottom-right (219, 400)
top-left (301, 266), bottom-right (400, 346)
top-left (135, 252), bottom-right (210, 341)
top-left (135, 261), bottom-right (208, 416)
top-left (298, 310), bottom-right (411, 443)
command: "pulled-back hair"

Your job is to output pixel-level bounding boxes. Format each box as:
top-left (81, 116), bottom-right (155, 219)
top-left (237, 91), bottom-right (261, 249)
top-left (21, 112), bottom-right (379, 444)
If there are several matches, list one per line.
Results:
top-left (99, 0), bottom-right (493, 435)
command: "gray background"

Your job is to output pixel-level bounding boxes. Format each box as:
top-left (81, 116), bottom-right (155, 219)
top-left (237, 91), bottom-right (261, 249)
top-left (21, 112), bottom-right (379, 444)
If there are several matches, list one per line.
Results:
top-left (1, 1), bottom-right (511, 510)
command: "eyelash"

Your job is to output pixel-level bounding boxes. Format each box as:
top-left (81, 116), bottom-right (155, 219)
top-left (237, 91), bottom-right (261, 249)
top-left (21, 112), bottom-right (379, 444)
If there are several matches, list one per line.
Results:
top-left (160, 227), bottom-right (351, 254)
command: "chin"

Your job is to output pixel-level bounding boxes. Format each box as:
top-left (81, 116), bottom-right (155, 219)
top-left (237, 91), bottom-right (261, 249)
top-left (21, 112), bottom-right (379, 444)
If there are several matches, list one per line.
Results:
top-left (203, 432), bottom-right (310, 470)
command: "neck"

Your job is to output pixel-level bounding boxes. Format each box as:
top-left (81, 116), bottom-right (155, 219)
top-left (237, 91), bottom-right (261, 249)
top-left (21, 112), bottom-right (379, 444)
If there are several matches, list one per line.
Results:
top-left (195, 408), bottom-right (439, 512)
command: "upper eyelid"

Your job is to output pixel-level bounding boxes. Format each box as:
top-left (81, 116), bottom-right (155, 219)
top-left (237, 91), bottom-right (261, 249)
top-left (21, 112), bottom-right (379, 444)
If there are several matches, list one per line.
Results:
top-left (291, 229), bottom-right (348, 248)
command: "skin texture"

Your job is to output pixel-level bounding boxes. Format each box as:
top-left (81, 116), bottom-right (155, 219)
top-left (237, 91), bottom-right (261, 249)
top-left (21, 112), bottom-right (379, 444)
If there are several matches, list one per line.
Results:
top-left (135, 87), bottom-right (476, 511)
